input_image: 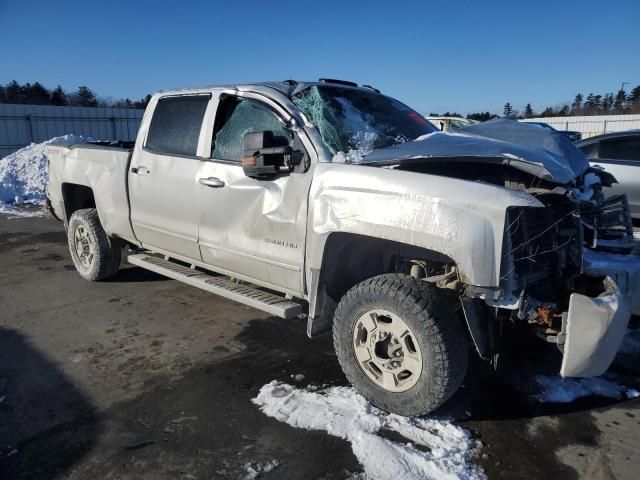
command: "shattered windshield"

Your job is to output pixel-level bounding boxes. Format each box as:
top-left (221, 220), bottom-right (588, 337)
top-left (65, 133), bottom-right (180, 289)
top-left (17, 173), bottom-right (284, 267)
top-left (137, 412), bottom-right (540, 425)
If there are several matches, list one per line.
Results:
top-left (292, 85), bottom-right (436, 162)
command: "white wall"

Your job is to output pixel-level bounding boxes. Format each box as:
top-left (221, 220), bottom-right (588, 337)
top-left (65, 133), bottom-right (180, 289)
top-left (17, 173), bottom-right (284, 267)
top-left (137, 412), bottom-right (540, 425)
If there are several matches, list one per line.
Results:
top-left (0, 103), bottom-right (144, 157)
top-left (520, 114), bottom-right (640, 138)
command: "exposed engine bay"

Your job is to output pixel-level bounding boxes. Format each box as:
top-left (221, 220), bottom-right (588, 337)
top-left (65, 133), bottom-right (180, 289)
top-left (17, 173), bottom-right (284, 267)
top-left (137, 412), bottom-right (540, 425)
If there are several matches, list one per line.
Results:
top-left (359, 119), bottom-right (638, 377)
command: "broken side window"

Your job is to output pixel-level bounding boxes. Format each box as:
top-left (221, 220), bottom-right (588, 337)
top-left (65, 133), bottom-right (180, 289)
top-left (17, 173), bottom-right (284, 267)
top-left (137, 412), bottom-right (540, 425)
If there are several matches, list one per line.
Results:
top-left (212, 97), bottom-right (291, 162)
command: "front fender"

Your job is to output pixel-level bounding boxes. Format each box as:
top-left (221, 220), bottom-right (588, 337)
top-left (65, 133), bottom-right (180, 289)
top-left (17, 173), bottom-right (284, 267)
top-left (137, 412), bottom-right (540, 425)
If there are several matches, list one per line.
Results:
top-left (306, 163), bottom-right (543, 288)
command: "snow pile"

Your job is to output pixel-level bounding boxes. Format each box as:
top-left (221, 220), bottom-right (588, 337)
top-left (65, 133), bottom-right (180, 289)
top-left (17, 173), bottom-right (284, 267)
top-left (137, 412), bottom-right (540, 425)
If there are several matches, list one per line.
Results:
top-left (533, 375), bottom-right (639, 403)
top-left (253, 381), bottom-right (484, 480)
top-left (242, 459), bottom-right (279, 480)
top-left (0, 135), bottom-right (89, 213)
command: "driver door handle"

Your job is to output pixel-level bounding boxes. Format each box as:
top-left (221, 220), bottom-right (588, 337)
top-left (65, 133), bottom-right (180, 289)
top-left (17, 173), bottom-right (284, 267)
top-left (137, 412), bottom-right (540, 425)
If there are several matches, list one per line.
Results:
top-left (131, 166), bottom-right (150, 175)
top-left (198, 177), bottom-right (225, 188)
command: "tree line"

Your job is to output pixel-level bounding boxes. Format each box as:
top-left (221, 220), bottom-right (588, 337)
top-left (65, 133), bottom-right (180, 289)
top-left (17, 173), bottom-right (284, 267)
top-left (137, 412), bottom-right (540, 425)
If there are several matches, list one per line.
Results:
top-left (0, 80), bottom-right (151, 109)
top-left (3, 79), bottom-right (640, 120)
top-left (504, 83), bottom-right (640, 119)
top-left (432, 84), bottom-right (640, 120)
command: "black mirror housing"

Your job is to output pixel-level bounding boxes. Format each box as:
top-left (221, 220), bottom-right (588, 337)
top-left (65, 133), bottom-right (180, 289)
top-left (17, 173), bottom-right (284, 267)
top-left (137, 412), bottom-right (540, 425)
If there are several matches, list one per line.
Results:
top-left (242, 131), bottom-right (292, 179)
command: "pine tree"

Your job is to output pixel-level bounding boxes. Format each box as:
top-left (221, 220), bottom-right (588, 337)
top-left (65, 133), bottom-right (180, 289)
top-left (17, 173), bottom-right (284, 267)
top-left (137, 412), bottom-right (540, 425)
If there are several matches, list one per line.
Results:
top-left (601, 93), bottom-right (614, 113)
top-left (22, 82), bottom-right (51, 104)
top-left (503, 102), bottom-right (513, 117)
top-left (540, 107), bottom-right (555, 117)
top-left (613, 89), bottom-right (626, 113)
top-left (628, 85), bottom-right (640, 113)
top-left (524, 103), bottom-right (534, 118)
top-left (133, 94), bottom-right (152, 109)
top-left (570, 93), bottom-right (583, 114)
top-left (50, 86), bottom-right (68, 106)
top-left (72, 86), bottom-right (98, 107)
top-left (583, 94), bottom-right (595, 114)
top-left (5, 80), bottom-right (22, 103)
top-left (592, 95), bottom-right (603, 113)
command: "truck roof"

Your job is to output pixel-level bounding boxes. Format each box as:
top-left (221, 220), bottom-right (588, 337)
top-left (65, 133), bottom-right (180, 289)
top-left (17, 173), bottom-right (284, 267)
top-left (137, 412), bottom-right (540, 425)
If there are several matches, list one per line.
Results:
top-left (154, 79), bottom-right (381, 99)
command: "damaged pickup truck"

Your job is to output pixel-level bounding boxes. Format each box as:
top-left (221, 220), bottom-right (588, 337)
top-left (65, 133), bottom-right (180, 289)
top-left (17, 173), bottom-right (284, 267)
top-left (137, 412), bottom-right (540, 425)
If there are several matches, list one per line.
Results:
top-left (45, 79), bottom-right (640, 415)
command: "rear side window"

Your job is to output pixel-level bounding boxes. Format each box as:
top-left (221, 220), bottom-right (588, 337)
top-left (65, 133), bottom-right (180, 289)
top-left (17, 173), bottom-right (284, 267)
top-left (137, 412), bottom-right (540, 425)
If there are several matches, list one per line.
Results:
top-left (146, 95), bottom-right (210, 156)
top-left (598, 138), bottom-right (640, 161)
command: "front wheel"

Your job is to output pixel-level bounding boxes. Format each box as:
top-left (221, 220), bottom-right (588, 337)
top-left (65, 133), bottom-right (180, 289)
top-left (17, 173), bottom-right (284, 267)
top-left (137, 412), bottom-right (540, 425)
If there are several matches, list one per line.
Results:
top-left (67, 208), bottom-right (121, 281)
top-left (333, 274), bottom-right (468, 416)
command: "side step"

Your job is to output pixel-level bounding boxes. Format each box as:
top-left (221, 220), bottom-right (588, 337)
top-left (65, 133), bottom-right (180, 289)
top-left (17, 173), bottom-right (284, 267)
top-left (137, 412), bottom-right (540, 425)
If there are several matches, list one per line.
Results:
top-left (127, 253), bottom-right (302, 319)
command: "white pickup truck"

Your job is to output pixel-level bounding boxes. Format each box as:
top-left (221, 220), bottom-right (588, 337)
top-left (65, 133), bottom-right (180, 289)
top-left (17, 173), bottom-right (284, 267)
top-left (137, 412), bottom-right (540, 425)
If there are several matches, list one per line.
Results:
top-left (46, 79), bottom-right (640, 416)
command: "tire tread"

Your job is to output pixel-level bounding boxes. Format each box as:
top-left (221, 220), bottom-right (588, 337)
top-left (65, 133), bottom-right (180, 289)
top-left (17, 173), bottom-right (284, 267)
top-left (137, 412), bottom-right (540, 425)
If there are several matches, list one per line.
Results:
top-left (332, 273), bottom-right (468, 415)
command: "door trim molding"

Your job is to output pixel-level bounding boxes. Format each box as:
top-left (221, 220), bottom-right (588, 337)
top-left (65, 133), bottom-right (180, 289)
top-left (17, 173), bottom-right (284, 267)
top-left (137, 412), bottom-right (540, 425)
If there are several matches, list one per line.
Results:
top-left (132, 220), bottom-right (197, 242)
top-left (199, 241), bottom-right (301, 272)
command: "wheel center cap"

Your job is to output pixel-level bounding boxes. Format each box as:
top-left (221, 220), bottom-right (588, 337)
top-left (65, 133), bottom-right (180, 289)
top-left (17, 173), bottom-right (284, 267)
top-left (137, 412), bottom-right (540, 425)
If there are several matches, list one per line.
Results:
top-left (371, 330), bottom-right (404, 370)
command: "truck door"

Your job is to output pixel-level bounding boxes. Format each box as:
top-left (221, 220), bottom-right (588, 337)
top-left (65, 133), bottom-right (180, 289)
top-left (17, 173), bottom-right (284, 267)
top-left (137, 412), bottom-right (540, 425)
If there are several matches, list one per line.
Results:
top-left (195, 93), bottom-right (313, 296)
top-left (129, 94), bottom-right (210, 260)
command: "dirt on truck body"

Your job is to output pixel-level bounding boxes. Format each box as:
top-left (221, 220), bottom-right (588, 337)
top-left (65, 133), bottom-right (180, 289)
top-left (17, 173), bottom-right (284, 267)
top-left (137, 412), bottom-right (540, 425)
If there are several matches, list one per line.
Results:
top-left (45, 78), bottom-right (640, 416)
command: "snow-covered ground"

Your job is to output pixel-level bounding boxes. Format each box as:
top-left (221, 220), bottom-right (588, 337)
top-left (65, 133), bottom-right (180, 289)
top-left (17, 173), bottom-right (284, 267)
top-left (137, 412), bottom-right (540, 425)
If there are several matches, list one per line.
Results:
top-left (253, 381), bottom-right (485, 480)
top-left (253, 325), bottom-right (640, 479)
top-left (0, 135), bottom-right (90, 216)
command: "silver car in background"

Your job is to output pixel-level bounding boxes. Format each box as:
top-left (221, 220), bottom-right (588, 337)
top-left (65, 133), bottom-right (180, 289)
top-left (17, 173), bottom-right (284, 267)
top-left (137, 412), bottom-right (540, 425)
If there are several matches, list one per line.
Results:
top-left (576, 130), bottom-right (640, 221)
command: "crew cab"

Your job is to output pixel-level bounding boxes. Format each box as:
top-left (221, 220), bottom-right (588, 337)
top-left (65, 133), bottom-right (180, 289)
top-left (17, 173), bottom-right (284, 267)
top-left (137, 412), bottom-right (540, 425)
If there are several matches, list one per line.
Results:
top-left (46, 79), bottom-right (640, 416)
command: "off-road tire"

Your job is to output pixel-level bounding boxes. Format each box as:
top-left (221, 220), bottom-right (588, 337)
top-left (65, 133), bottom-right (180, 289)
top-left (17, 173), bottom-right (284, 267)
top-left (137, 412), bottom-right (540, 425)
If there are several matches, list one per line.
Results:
top-left (67, 208), bottom-right (121, 281)
top-left (333, 273), bottom-right (468, 416)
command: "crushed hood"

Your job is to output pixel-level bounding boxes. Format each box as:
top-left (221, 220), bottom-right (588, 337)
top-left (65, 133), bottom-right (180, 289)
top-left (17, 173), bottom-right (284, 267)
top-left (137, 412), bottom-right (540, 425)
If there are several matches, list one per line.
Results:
top-left (361, 118), bottom-right (589, 185)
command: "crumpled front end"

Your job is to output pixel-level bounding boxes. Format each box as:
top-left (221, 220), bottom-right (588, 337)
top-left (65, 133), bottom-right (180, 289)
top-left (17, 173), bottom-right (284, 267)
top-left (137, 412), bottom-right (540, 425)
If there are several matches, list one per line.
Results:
top-left (490, 169), bottom-right (638, 378)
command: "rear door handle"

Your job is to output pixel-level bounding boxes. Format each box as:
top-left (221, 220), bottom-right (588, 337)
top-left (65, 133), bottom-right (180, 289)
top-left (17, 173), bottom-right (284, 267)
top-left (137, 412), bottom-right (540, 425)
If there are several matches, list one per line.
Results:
top-left (131, 166), bottom-right (150, 175)
top-left (198, 177), bottom-right (225, 188)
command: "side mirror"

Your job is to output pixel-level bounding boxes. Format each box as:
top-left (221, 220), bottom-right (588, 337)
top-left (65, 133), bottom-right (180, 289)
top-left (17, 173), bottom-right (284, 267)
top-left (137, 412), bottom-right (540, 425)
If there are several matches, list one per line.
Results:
top-left (242, 131), bottom-right (303, 179)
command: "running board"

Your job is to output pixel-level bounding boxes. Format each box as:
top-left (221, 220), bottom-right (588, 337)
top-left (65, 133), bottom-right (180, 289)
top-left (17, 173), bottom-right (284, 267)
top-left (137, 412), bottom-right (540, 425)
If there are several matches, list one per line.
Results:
top-left (127, 253), bottom-right (302, 319)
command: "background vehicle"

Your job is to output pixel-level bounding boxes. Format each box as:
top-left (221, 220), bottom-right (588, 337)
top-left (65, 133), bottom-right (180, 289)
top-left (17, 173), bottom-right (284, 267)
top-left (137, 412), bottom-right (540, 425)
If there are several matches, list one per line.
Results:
top-left (426, 116), bottom-right (478, 131)
top-left (576, 130), bottom-right (640, 221)
top-left (45, 79), bottom-right (639, 416)
top-left (527, 121), bottom-right (582, 142)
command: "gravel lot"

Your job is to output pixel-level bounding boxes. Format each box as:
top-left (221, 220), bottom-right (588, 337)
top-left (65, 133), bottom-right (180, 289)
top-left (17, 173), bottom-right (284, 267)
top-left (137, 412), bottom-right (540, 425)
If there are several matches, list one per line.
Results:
top-left (1, 214), bottom-right (639, 479)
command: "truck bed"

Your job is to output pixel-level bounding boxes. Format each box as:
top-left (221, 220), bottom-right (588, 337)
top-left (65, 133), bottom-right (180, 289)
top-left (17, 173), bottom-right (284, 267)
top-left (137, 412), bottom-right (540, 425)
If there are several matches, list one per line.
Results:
top-left (45, 142), bottom-right (137, 244)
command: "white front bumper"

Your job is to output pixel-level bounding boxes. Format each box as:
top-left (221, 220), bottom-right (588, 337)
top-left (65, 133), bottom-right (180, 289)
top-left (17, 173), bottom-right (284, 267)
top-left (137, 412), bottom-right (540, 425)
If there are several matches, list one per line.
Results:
top-left (559, 248), bottom-right (640, 377)
top-left (560, 276), bottom-right (630, 377)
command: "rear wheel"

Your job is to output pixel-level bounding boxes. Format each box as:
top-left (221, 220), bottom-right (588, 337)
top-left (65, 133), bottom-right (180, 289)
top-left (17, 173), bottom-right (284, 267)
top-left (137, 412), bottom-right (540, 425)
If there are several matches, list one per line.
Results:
top-left (67, 208), bottom-right (121, 281)
top-left (333, 273), bottom-right (468, 416)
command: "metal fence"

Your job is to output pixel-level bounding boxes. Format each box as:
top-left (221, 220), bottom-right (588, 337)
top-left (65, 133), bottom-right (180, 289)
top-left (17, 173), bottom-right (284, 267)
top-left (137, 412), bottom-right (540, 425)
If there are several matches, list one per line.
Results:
top-left (520, 114), bottom-right (640, 139)
top-left (0, 103), bottom-right (144, 157)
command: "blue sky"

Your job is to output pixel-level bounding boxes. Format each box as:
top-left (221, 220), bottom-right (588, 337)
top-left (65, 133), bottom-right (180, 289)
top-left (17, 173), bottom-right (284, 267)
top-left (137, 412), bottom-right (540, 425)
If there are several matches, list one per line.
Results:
top-left (1, 0), bottom-right (638, 115)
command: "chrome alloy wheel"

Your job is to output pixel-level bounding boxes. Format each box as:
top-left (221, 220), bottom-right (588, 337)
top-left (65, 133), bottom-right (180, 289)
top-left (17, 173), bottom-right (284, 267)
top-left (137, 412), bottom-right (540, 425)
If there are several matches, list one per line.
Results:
top-left (73, 225), bottom-right (94, 267)
top-left (352, 308), bottom-right (423, 392)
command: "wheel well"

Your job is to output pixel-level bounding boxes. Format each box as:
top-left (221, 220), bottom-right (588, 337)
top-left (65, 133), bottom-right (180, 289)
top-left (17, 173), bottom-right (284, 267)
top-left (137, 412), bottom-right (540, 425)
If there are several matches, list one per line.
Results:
top-left (320, 232), bottom-right (455, 301)
top-left (307, 232), bottom-right (456, 337)
top-left (61, 183), bottom-right (95, 221)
